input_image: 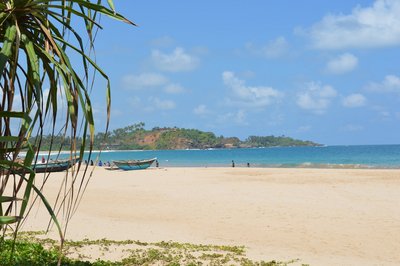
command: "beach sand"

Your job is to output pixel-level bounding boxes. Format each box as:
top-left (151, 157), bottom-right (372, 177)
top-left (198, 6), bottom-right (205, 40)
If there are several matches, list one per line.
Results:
top-left (22, 167), bottom-right (400, 265)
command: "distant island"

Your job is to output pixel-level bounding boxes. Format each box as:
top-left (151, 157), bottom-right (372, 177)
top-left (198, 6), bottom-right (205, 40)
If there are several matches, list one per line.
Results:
top-left (36, 123), bottom-right (321, 151)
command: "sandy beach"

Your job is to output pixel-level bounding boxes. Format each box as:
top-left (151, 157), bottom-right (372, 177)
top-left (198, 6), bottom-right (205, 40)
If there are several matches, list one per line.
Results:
top-left (22, 167), bottom-right (400, 265)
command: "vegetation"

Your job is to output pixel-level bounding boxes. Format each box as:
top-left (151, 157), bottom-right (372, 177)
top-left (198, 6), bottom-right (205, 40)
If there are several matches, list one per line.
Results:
top-left (0, 231), bottom-right (305, 266)
top-left (35, 123), bottom-right (320, 150)
top-left (0, 0), bottom-right (133, 263)
top-left (244, 135), bottom-right (318, 148)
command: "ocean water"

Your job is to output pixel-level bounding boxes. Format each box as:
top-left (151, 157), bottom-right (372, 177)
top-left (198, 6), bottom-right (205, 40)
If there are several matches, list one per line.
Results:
top-left (75, 145), bottom-right (400, 169)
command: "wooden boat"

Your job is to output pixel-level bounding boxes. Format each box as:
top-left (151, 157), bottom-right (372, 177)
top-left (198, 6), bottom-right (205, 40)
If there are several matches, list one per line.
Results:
top-left (33, 159), bottom-right (74, 173)
top-left (113, 158), bottom-right (156, 170)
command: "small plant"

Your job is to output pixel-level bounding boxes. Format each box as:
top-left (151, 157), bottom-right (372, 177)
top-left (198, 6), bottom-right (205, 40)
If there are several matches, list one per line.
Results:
top-left (0, 231), bottom-right (305, 265)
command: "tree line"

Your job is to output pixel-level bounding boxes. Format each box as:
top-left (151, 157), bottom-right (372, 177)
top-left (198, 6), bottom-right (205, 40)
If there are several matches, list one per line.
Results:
top-left (34, 123), bottom-right (321, 151)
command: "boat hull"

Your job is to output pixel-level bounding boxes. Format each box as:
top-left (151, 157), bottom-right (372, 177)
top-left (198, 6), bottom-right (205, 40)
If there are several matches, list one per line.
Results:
top-left (33, 160), bottom-right (73, 173)
top-left (113, 158), bottom-right (156, 170)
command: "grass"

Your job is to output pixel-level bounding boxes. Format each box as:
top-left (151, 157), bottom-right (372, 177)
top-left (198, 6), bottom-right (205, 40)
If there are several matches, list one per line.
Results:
top-left (0, 231), bottom-right (306, 266)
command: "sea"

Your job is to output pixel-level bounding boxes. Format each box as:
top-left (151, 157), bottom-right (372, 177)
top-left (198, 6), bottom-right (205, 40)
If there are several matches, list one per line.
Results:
top-left (60, 144), bottom-right (400, 169)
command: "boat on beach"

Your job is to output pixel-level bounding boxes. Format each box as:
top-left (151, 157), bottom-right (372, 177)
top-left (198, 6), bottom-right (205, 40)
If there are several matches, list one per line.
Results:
top-left (113, 158), bottom-right (157, 170)
top-left (33, 159), bottom-right (74, 173)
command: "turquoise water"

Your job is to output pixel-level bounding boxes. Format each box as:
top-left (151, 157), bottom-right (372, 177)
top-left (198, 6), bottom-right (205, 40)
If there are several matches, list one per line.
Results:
top-left (77, 145), bottom-right (400, 169)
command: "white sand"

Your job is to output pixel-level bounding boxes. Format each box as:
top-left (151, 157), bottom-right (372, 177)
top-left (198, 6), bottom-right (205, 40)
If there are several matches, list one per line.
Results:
top-left (22, 167), bottom-right (400, 265)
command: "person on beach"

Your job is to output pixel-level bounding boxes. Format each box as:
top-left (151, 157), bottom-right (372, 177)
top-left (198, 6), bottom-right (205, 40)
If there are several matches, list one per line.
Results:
top-left (41, 156), bottom-right (45, 163)
top-left (232, 160), bottom-right (235, 167)
top-left (156, 160), bottom-right (159, 167)
top-left (98, 160), bottom-right (103, 166)
top-left (90, 160), bottom-right (94, 166)
top-left (247, 162), bottom-right (250, 167)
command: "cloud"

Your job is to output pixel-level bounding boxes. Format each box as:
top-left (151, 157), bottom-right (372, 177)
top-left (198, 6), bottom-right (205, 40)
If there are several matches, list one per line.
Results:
top-left (127, 96), bottom-right (175, 112)
top-left (150, 97), bottom-right (176, 110)
top-left (122, 73), bottom-right (168, 89)
top-left (193, 104), bottom-right (211, 115)
top-left (246, 37), bottom-right (289, 58)
top-left (217, 110), bottom-right (248, 125)
top-left (365, 74), bottom-right (400, 93)
top-left (297, 82), bottom-right (337, 114)
top-left (222, 71), bottom-right (283, 108)
top-left (164, 83), bottom-right (185, 94)
top-left (307, 0), bottom-right (400, 49)
top-left (342, 93), bottom-right (367, 107)
top-left (326, 53), bottom-right (358, 74)
top-left (151, 47), bottom-right (199, 72)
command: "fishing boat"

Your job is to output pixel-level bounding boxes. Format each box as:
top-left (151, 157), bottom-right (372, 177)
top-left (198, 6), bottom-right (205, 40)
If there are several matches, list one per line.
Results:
top-left (33, 159), bottom-right (74, 173)
top-left (113, 158), bottom-right (157, 170)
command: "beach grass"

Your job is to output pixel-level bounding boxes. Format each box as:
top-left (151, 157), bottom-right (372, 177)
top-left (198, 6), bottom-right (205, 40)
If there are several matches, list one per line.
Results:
top-left (0, 231), bottom-right (303, 266)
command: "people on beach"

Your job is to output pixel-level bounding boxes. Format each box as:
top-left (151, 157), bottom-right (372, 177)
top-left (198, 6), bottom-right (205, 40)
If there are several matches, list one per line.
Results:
top-left (98, 160), bottom-right (103, 166)
top-left (247, 162), bottom-right (250, 167)
top-left (90, 160), bottom-right (94, 166)
top-left (232, 160), bottom-right (235, 167)
top-left (156, 160), bottom-right (159, 167)
top-left (41, 156), bottom-right (45, 163)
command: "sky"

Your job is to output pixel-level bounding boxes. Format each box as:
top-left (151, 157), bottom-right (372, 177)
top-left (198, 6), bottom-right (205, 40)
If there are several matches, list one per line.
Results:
top-left (86, 0), bottom-right (400, 145)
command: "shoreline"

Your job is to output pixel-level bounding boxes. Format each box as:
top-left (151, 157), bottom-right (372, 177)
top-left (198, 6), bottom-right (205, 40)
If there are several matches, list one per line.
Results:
top-left (19, 145), bottom-right (400, 169)
top-left (22, 167), bottom-right (400, 265)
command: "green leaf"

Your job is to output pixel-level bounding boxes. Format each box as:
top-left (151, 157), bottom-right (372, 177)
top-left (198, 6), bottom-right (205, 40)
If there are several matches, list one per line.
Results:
top-left (0, 23), bottom-right (17, 74)
top-left (0, 196), bottom-right (22, 203)
top-left (107, 0), bottom-right (116, 12)
top-left (0, 216), bottom-right (21, 225)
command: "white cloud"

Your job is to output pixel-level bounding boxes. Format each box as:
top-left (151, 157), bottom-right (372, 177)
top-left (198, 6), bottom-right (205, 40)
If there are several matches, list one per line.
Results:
top-left (122, 73), bottom-right (168, 89)
top-left (217, 110), bottom-right (248, 125)
top-left (193, 104), bottom-right (211, 115)
top-left (150, 97), bottom-right (176, 110)
top-left (297, 82), bottom-right (337, 114)
top-left (246, 36), bottom-right (289, 58)
top-left (128, 96), bottom-right (175, 112)
top-left (222, 71), bottom-right (283, 108)
top-left (366, 75), bottom-right (400, 93)
top-left (342, 93), bottom-right (367, 107)
top-left (308, 0), bottom-right (400, 49)
top-left (164, 83), bottom-right (185, 94)
top-left (151, 47), bottom-right (199, 72)
top-left (326, 53), bottom-right (358, 74)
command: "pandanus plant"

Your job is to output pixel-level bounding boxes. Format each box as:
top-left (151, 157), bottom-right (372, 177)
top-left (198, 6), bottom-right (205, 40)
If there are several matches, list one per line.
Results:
top-left (0, 0), bottom-right (134, 256)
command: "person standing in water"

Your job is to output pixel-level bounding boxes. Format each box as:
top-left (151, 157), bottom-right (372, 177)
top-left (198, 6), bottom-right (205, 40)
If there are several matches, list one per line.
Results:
top-left (232, 160), bottom-right (235, 167)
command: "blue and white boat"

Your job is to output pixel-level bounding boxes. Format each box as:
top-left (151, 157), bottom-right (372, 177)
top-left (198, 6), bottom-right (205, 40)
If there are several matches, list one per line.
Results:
top-left (113, 158), bottom-right (157, 170)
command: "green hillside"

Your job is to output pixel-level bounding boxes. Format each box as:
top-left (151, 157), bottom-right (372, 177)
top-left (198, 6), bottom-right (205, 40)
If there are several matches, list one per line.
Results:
top-left (36, 123), bottom-right (321, 150)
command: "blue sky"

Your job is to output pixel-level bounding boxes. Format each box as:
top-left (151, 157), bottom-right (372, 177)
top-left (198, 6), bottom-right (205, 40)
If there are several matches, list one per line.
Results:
top-left (88, 0), bottom-right (400, 145)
